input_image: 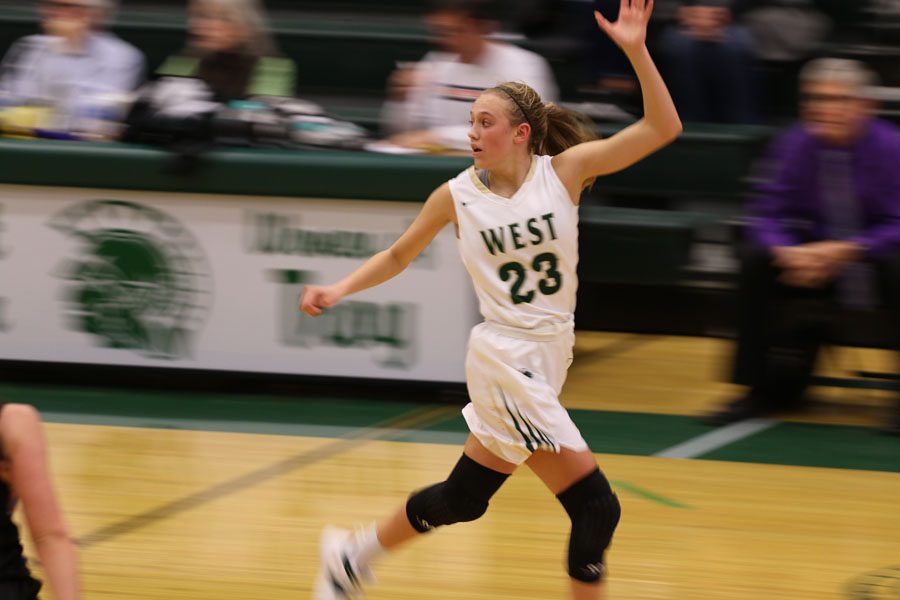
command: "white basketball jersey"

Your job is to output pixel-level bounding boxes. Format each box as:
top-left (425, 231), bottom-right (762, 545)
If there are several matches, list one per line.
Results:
top-left (449, 155), bottom-right (579, 330)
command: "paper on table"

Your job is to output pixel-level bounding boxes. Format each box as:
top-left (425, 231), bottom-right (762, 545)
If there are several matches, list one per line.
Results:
top-left (363, 140), bottom-right (428, 155)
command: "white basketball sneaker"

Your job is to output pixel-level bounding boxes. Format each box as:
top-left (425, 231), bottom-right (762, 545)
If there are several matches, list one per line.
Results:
top-left (313, 526), bottom-right (374, 600)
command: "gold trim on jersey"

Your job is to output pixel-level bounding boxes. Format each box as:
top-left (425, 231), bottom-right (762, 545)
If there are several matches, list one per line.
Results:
top-left (468, 155), bottom-right (538, 196)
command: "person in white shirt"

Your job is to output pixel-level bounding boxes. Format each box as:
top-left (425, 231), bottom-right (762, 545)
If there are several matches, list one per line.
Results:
top-left (0, 0), bottom-right (144, 128)
top-left (381, 0), bottom-right (558, 152)
top-left (302, 2), bottom-right (682, 599)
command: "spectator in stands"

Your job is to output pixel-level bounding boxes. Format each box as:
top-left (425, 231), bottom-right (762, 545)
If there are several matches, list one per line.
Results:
top-left (381, 0), bottom-right (559, 152)
top-left (0, 0), bottom-right (145, 130)
top-left (156, 0), bottom-right (296, 101)
top-left (740, 0), bottom-right (832, 121)
top-left (705, 58), bottom-right (900, 435)
top-left (658, 0), bottom-right (758, 123)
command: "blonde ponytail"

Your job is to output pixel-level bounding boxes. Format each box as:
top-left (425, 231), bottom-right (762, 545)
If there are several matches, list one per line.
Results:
top-left (538, 101), bottom-right (597, 155)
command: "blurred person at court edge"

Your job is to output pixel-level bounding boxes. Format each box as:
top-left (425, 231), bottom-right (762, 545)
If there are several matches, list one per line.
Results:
top-left (0, 402), bottom-right (80, 600)
top-left (156, 0), bottom-right (296, 101)
top-left (704, 58), bottom-right (900, 435)
top-left (381, 0), bottom-right (558, 152)
top-left (0, 0), bottom-right (144, 117)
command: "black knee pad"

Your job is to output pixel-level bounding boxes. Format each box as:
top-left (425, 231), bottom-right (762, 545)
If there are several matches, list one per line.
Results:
top-left (557, 468), bottom-right (621, 583)
top-left (406, 454), bottom-right (509, 533)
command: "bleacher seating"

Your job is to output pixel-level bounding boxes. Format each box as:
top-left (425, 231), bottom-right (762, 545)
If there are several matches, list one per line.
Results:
top-left (0, 1), bottom-right (779, 296)
top-left (0, 1), bottom-right (593, 116)
top-left (1, 0), bottom-right (890, 300)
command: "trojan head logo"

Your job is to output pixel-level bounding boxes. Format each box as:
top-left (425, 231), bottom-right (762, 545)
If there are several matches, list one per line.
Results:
top-left (50, 200), bottom-right (212, 359)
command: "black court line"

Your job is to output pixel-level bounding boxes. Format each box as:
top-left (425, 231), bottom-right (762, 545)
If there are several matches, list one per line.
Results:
top-left (571, 333), bottom-right (659, 364)
top-left (76, 404), bottom-right (456, 549)
top-left (69, 334), bottom-right (705, 549)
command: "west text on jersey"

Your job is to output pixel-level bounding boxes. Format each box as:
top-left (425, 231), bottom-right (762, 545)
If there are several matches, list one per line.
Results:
top-left (479, 213), bottom-right (558, 256)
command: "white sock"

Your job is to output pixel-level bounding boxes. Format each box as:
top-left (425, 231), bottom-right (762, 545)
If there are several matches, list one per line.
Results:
top-left (350, 524), bottom-right (385, 569)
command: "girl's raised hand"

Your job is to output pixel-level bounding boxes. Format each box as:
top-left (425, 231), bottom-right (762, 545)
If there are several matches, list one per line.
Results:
top-left (594, 0), bottom-right (654, 54)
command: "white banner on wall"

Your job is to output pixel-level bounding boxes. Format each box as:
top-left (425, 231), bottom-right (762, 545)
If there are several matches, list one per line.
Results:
top-left (0, 185), bottom-right (478, 382)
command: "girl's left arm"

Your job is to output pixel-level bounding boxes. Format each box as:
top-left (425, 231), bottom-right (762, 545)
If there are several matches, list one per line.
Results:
top-left (553, 1), bottom-right (682, 193)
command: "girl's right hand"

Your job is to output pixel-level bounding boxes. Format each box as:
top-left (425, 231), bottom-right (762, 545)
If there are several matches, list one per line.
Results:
top-left (299, 284), bottom-right (341, 316)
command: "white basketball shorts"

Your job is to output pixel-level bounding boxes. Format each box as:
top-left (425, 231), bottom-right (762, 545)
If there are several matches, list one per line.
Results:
top-left (462, 321), bottom-right (589, 465)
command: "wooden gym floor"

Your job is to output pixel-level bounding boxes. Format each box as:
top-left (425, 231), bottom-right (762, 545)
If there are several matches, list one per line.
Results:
top-left (1, 332), bottom-right (897, 599)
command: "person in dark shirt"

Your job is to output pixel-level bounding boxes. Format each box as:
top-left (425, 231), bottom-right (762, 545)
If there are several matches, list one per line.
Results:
top-left (0, 403), bottom-right (79, 599)
top-left (657, 0), bottom-right (757, 123)
top-left (157, 0), bottom-right (296, 101)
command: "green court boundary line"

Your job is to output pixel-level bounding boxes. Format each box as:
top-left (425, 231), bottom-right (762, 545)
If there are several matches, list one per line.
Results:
top-left (611, 480), bottom-right (691, 509)
top-left (7, 379), bottom-right (896, 473)
top-left (38, 406), bottom-right (900, 474)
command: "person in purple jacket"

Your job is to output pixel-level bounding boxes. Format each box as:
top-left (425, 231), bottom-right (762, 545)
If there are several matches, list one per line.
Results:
top-left (705, 57), bottom-right (900, 434)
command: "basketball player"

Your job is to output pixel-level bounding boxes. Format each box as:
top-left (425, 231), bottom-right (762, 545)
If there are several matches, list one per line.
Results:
top-left (0, 403), bottom-right (80, 599)
top-left (300, 2), bottom-right (680, 598)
